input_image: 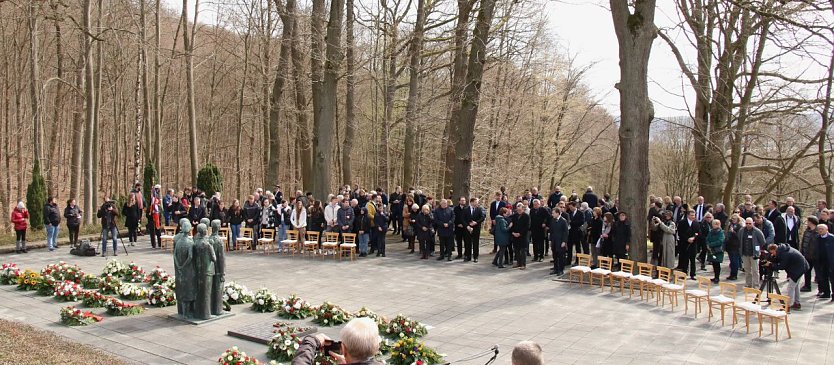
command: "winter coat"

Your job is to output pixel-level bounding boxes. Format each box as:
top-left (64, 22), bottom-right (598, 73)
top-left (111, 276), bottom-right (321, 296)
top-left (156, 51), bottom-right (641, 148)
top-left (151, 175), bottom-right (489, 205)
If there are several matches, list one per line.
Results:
top-left (493, 215), bottom-right (511, 247)
top-left (610, 221), bottom-right (631, 257)
top-left (122, 203), bottom-right (141, 229)
top-left (43, 203), bottom-right (61, 226)
top-left (227, 208), bottom-right (244, 225)
top-left (706, 228), bottom-right (725, 263)
top-left (771, 243), bottom-right (810, 282)
top-left (64, 205), bottom-right (82, 228)
top-left (97, 203), bottom-right (119, 229)
top-left (725, 222), bottom-right (742, 254)
top-left (336, 207), bottom-right (354, 230)
top-left (738, 226), bottom-right (766, 257)
top-left (433, 207), bottom-right (456, 238)
top-left (11, 207), bottom-right (29, 231)
top-left (309, 209), bottom-right (326, 231)
top-left (548, 215), bottom-right (569, 247)
top-left (800, 227), bottom-right (818, 260)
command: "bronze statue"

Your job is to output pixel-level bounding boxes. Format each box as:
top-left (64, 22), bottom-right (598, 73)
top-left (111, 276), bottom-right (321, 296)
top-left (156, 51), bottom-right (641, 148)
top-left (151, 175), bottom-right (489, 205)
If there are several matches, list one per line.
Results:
top-left (173, 219), bottom-right (195, 318)
top-left (200, 218), bottom-right (211, 232)
top-left (209, 220), bottom-right (226, 315)
top-left (193, 223), bottom-right (216, 320)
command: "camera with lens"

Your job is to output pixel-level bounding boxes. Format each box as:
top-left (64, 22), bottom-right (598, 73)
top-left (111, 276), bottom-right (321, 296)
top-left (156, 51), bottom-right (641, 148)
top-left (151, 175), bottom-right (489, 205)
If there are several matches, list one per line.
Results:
top-left (759, 250), bottom-right (778, 278)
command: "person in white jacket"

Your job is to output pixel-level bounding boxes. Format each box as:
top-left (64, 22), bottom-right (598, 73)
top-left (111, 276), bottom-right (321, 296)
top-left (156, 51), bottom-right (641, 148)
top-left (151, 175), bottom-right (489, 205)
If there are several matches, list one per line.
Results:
top-left (291, 200), bottom-right (308, 238)
top-left (323, 194), bottom-right (340, 232)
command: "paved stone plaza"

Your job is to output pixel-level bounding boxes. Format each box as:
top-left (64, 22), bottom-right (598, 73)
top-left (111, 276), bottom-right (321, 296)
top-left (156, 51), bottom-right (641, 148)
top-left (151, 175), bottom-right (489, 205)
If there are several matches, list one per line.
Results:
top-left (1, 236), bottom-right (832, 364)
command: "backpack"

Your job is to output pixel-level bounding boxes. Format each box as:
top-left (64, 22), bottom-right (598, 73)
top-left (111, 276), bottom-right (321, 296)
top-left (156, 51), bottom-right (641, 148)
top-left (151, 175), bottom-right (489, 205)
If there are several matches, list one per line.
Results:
top-left (70, 239), bottom-right (97, 256)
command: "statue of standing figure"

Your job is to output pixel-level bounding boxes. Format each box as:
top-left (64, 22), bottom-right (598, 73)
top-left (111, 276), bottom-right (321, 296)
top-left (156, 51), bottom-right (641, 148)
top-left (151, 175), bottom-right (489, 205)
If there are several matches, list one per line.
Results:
top-left (209, 220), bottom-right (226, 315)
top-left (193, 223), bottom-right (217, 320)
top-left (173, 218), bottom-right (196, 318)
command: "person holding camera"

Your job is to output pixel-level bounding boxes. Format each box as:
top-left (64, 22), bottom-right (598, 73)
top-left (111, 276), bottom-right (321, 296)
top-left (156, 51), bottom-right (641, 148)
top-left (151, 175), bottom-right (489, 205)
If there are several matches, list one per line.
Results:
top-left (97, 197), bottom-right (120, 257)
top-left (765, 243), bottom-right (810, 310)
top-left (292, 317), bottom-right (383, 365)
top-left (738, 217), bottom-right (765, 288)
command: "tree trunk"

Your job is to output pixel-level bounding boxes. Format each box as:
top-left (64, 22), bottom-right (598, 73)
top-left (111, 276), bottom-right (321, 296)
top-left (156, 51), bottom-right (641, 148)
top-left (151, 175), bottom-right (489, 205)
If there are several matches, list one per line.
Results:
top-left (819, 45), bottom-right (834, 203)
top-left (182, 0), bottom-right (199, 185)
top-left (402, 0), bottom-right (427, 190)
top-left (28, 0), bottom-right (43, 169)
top-left (47, 1), bottom-right (64, 197)
top-left (82, 0), bottom-right (95, 222)
top-left (132, 46), bottom-right (143, 184)
top-left (443, 0), bottom-right (473, 198)
top-left (451, 0), bottom-right (496, 199)
top-left (341, 0), bottom-right (356, 186)
top-left (139, 0), bottom-right (151, 166)
top-left (261, 0), bottom-right (274, 183)
top-left (237, 26), bottom-right (250, 200)
top-left (154, 0), bottom-right (162, 172)
top-left (268, 0), bottom-right (293, 186)
top-left (610, 0), bottom-right (657, 263)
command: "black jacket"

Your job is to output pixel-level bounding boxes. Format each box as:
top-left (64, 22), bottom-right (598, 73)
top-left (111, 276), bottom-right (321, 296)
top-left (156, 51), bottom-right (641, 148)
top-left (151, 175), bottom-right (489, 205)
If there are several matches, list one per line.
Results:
top-left (461, 205), bottom-right (486, 233)
top-left (510, 212), bottom-right (530, 243)
top-left (677, 219), bottom-right (701, 247)
top-left (97, 203), bottom-right (119, 229)
top-left (567, 209), bottom-right (584, 234)
top-left (122, 203), bottom-right (142, 229)
top-left (189, 205), bottom-right (206, 225)
top-left (64, 205), bottom-right (82, 227)
top-left (43, 203), bottom-right (61, 226)
top-left (582, 192), bottom-right (598, 208)
top-left (767, 209), bottom-right (787, 244)
top-left (548, 216), bottom-right (569, 245)
top-left (771, 244), bottom-right (810, 282)
top-left (227, 208), bottom-right (244, 225)
top-left (453, 204), bottom-right (467, 231)
top-left (547, 192), bottom-right (563, 209)
top-left (529, 206), bottom-right (550, 235)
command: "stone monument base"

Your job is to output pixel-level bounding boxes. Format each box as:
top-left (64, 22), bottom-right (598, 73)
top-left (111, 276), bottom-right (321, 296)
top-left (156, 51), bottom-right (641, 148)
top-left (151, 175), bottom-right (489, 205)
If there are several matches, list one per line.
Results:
top-left (168, 312), bottom-right (235, 325)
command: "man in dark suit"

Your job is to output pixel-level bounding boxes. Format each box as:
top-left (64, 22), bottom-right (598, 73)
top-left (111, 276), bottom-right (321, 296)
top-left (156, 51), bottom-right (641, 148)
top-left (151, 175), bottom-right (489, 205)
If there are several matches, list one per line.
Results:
top-left (462, 198), bottom-right (486, 262)
top-left (667, 196), bottom-right (688, 225)
top-left (566, 202), bottom-right (585, 266)
top-left (433, 199), bottom-right (456, 261)
top-left (548, 208), bottom-right (569, 275)
top-left (692, 196), bottom-right (706, 221)
top-left (784, 206), bottom-right (801, 249)
top-left (767, 200), bottom-right (787, 245)
top-left (453, 197), bottom-right (468, 260)
top-left (529, 199), bottom-right (550, 262)
top-left (676, 210), bottom-right (701, 279)
top-left (489, 192), bottom-right (507, 254)
top-left (511, 203), bottom-right (531, 270)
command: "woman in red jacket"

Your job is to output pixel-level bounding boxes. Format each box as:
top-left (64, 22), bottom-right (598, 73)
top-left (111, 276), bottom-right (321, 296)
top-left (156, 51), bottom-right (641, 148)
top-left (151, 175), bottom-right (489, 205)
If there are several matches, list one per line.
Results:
top-left (10, 201), bottom-right (29, 253)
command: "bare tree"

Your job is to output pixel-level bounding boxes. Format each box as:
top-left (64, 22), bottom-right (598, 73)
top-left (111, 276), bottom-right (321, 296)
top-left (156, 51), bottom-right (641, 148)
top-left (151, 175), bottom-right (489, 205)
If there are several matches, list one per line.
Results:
top-left (182, 0), bottom-right (199, 184)
top-left (342, 0), bottom-right (357, 185)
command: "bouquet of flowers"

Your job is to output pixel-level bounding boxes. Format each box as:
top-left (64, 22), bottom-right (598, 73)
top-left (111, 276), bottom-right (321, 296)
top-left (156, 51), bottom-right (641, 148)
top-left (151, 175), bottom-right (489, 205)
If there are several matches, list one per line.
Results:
top-left (98, 274), bottom-right (123, 295)
top-left (41, 261), bottom-right (85, 283)
top-left (388, 337), bottom-right (443, 365)
top-left (145, 266), bottom-right (173, 285)
top-left (35, 275), bottom-right (58, 296)
top-left (385, 315), bottom-right (428, 339)
top-left (54, 280), bottom-right (83, 301)
top-left (146, 284), bottom-right (176, 307)
top-left (0, 263), bottom-right (22, 285)
top-left (16, 269), bottom-right (41, 291)
top-left (355, 307), bottom-right (389, 332)
top-left (60, 306), bottom-right (103, 326)
top-left (104, 297), bottom-right (144, 316)
top-left (123, 262), bottom-right (146, 283)
top-left (312, 301), bottom-right (351, 327)
top-left (252, 288), bottom-right (278, 313)
top-left (276, 294), bottom-right (312, 320)
top-left (266, 327), bottom-right (304, 362)
top-left (378, 338), bottom-right (393, 355)
top-left (219, 346), bottom-right (274, 365)
top-left (223, 281), bottom-right (253, 305)
top-left (82, 291), bottom-right (110, 307)
top-left (81, 274), bottom-right (101, 289)
top-left (118, 283), bottom-right (149, 300)
top-left (101, 259), bottom-right (128, 277)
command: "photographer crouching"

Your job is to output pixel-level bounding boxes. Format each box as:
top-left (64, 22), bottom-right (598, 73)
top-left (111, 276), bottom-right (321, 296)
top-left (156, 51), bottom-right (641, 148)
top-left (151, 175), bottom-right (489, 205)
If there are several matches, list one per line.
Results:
top-left (292, 318), bottom-right (383, 365)
top-left (764, 243), bottom-right (810, 311)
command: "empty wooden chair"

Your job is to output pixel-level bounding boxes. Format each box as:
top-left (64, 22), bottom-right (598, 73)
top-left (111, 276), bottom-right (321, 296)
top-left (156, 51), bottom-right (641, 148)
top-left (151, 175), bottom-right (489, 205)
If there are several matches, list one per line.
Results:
top-left (281, 230), bottom-right (300, 255)
top-left (660, 270), bottom-right (687, 310)
top-left (590, 256), bottom-right (613, 291)
top-left (650, 266), bottom-right (672, 305)
top-left (236, 227), bottom-right (254, 251)
top-left (629, 262), bottom-right (654, 300)
top-left (708, 282), bottom-right (737, 326)
top-left (609, 259), bottom-right (634, 296)
top-left (303, 231), bottom-right (321, 256)
top-left (758, 293), bottom-right (791, 341)
top-left (340, 233), bottom-right (357, 261)
top-left (733, 287), bottom-right (763, 334)
top-left (259, 228), bottom-right (276, 255)
top-left (218, 227), bottom-right (230, 251)
top-left (321, 232), bottom-right (340, 259)
top-left (160, 226), bottom-right (177, 251)
top-left (684, 276), bottom-right (712, 318)
top-left (568, 254), bottom-right (593, 287)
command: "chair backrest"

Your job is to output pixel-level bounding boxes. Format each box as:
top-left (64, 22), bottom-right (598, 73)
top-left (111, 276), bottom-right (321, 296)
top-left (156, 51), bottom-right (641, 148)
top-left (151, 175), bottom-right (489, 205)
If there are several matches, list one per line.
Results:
top-left (163, 226), bottom-right (176, 235)
top-left (636, 262), bottom-right (653, 277)
top-left (742, 287), bottom-right (762, 303)
top-left (767, 293), bottom-right (790, 313)
top-left (656, 266), bottom-right (672, 282)
top-left (696, 276), bottom-right (712, 293)
top-left (718, 282), bottom-right (737, 299)
top-left (324, 232), bottom-right (340, 243)
top-left (261, 228), bottom-right (275, 239)
top-left (286, 230), bottom-right (299, 241)
top-left (618, 259), bottom-right (635, 274)
top-left (598, 256), bottom-right (613, 271)
top-left (342, 233), bottom-right (357, 244)
top-left (218, 227), bottom-right (230, 238)
top-left (672, 270), bottom-right (687, 285)
top-left (306, 231), bottom-right (320, 241)
top-left (241, 227), bottom-right (253, 238)
top-left (577, 253), bottom-right (591, 267)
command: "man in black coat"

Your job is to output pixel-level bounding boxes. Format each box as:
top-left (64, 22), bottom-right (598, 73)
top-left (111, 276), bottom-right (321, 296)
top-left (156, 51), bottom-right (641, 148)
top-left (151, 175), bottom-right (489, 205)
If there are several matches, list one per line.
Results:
top-left (433, 199), bottom-right (456, 261)
top-left (453, 197), bottom-right (468, 260)
top-left (374, 202), bottom-right (389, 257)
top-left (548, 208), bottom-right (569, 275)
top-left (784, 206), bottom-right (801, 250)
top-left (767, 243), bottom-right (810, 310)
top-left (511, 203), bottom-right (530, 270)
top-left (676, 210), bottom-right (701, 279)
top-left (528, 199), bottom-right (550, 262)
top-left (582, 187), bottom-right (599, 209)
top-left (461, 198), bottom-right (486, 262)
top-left (547, 187), bottom-right (563, 209)
top-left (566, 202), bottom-right (585, 265)
top-left (766, 200), bottom-right (787, 245)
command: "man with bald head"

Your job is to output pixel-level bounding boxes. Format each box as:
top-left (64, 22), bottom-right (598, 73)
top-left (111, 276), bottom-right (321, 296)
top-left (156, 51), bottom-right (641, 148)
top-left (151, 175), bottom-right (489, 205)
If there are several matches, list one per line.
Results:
top-left (738, 217), bottom-right (766, 288)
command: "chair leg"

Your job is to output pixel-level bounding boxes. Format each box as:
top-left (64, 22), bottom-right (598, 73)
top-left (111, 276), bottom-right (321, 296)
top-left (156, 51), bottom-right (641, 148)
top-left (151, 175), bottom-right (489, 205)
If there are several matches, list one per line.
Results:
top-left (757, 313), bottom-right (763, 337)
top-left (785, 317), bottom-right (791, 339)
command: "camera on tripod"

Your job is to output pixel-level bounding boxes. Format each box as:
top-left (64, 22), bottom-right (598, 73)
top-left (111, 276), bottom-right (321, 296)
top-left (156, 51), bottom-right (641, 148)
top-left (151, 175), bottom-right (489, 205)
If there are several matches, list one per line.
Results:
top-left (758, 250), bottom-right (778, 278)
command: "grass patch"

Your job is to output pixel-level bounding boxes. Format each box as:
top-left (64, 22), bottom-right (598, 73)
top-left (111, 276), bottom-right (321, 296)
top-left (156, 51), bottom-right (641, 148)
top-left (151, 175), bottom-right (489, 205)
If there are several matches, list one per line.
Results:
top-left (0, 318), bottom-right (126, 365)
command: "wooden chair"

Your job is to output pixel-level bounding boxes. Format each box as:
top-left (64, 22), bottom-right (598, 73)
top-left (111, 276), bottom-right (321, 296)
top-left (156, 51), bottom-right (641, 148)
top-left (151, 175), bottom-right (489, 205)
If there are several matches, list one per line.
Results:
top-left (733, 287), bottom-right (763, 334)
top-left (218, 227), bottom-right (230, 251)
top-left (321, 232), bottom-right (340, 259)
top-left (650, 266), bottom-right (672, 304)
top-left (303, 231), bottom-right (321, 256)
top-left (684, 276), bottom-right (712, 318)
top-left (609, 259), bottom-right (634, 296)
top-left (660, 270), bottom-right (687, 310)
top-left (281, 230), bottom-right (300, 255)
top-left (757, 293), bottom-right (791, 341)
top-left (160, 226), bottom-right (177, 250)
top-left (590, 256), bottom-right (613, 291)
top-left (236, 227), bottom-right (254, 251)
top-left (258, 228), bottom-right (276, 255)
top-left (707, 282), bottom-right (737, 326)
top-left (568, 254), bottom-right (592, 287)
top-left (340, 233), bottom-right (357, 261)
top-left (629, 262), bottom-right (654, 300)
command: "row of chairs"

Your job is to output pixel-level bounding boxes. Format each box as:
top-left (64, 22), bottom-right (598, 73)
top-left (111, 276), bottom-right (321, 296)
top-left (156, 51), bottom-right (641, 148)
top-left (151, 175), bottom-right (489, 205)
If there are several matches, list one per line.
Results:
top-left (157, 226), bottom-right (359, 261)
top-left (568, 253), bottom-right (792, 341)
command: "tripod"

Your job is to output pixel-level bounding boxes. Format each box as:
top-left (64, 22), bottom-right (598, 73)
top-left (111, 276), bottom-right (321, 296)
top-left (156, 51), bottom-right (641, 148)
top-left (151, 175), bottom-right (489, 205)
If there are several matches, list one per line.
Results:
top-left (758, 270), bottom-right (780, 303)
top-left (441, 345), bottom-right (499, 365)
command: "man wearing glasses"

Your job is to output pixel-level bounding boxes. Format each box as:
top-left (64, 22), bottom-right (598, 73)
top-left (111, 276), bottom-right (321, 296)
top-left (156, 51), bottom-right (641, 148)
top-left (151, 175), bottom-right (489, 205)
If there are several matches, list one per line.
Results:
top-left (738, 217), bottom-right (766, 288)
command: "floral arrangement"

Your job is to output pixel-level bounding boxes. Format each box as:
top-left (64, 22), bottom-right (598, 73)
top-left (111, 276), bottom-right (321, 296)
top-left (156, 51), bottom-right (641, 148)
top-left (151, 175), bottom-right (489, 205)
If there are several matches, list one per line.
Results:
top-left (98, 274), bottom-right (123, 295)
top-left (223, 281), bottom-right (253, 305)
top-left (385, 315), bottom-right (428, 339)
top-left (0, 263), bottom-right (22, 285)
top-left (104, 297), bottom-right (144, 316)
top-left (41, 261), bottom-right (85, 283)
top-left (60, 306), bottom-right (103, 326)
top-left (81, 274), bottom-right (101, 289)
top-left (101, 259), bottom-right (128, 277)
top-left (123, 262), bottom-right (146, 283)
top-left (266, 327), bottom-right (304, 362)
top-left (35, 275), bottom-right (58, 296)
top-left (388, 337), bottom-right (443, 365)
top-left (252, 288), bottom-right (278, 313)
top-left (118, 283), bottom-right (149, 300)
top-left (82, 291), bottom-right (110, 308)
top-left (146, 284), bottom-right (176, 307)
top-left (218, 346), bottom-right (274, 365)
top-left (312, 301), bottom-right (352, 327)
top-left (378, 338), bottom-right (393, 355)
top-left (53, 280), bottom-right (83, 301)
top-left (276, 294), bottom-right (312, 320)
top-left (355, 306), bottom-right (389, 332)
top-left (145, 266), bottom-right (173, 285)
top-left (16, 269), bottom-right (41, 291)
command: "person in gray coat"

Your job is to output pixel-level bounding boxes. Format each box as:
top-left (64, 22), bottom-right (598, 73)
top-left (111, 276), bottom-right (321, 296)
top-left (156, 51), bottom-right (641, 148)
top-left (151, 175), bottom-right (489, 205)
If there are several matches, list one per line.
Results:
top-left (652, 210), bottom-right (677, 269)
top-left (433, 199), bottom-right (456, 261)
top-left (738, 217), bottom-right (766, 288)
top-left (548, 208), bottom-right (569, 276)
top-left (491, 207), bottom-right (511, 268)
